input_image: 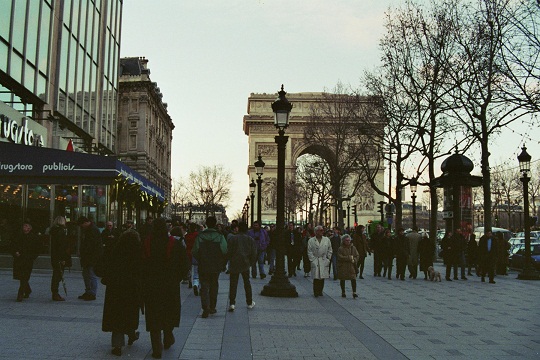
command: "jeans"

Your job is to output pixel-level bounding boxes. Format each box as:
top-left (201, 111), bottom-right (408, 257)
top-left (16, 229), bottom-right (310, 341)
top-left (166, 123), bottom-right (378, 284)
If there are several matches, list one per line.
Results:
top-left (331, 254), bottom-right (338, 279)
top-left (251, 250), bottom-right (266, 277)
top-left (191, 258), bottom-right (199, 288)
top-left (229, 271), bottom-right (252, 306)
top-left (199, 272), bottom-right (219, 311)
top-left (459, 252), bottom-right (467, 278)
top-left (82, 265), bottom-right (98, 296)
top-left (268, 249), bottom-right (276, 273)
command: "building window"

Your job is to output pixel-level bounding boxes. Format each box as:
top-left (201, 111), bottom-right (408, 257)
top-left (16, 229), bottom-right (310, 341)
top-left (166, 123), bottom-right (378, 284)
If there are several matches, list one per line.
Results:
top-left (129, 134), bottom-right (136, 150)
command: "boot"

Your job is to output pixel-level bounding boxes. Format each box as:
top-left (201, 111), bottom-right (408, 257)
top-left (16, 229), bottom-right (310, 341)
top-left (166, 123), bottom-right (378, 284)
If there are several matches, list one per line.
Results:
top-left (52, 293), bottom-right (66, 301)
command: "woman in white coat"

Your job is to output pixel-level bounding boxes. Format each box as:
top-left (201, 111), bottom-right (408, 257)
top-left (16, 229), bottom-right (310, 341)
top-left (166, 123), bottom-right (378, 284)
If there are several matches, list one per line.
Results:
top-left (307, 225), bottom-right (333, 297)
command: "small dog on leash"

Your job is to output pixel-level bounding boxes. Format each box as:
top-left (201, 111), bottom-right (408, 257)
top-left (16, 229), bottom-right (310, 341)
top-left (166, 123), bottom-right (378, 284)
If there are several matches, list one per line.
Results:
top-left (427, 266), bottom-right (442, 282)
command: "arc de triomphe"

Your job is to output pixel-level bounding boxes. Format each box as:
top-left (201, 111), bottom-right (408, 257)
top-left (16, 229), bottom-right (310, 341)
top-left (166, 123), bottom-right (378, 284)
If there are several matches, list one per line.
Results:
top-left (243, 91), bottom-right (384, 227)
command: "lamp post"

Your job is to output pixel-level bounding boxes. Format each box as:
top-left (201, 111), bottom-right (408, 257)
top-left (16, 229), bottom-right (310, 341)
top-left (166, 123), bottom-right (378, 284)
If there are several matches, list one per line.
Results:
top-left (245, 196), bottom-right (250, 225)
top-left (188, 202), bottom-right (192, 221)
top-left (410, 177), bottom-right (418, 229)
top-left (517, 146), bottom-right (540, 280)
top-left (250, 179), bottom-right (256, 226)
top-left (261, 85), bottom-right (298, 298)
top-left (255, 155), bottom-right (265, 223)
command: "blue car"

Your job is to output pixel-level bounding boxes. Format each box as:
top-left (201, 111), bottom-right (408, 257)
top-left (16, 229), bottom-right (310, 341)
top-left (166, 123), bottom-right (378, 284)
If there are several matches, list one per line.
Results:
top-left (508, 243), bottom-right (540, 271)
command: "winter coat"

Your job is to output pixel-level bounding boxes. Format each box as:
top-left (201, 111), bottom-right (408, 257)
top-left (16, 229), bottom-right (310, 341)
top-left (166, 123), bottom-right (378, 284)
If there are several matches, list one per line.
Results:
top-left (184, 231), bottom-right (198, 263)
top-left (12, 231), bottom-right (40, 281)
top-left (192, 228), bottom-right (227, 274)
top-left (227, 233), bottom-right (257, 273)
top-left (394, 234), bottom-right (410, 260)
top-left (418, 236), bottom-right (434, 271)
top-left (79, 223), bottom-right (102, 268)
top-left (406, 231), bottom-right (422, 265)
top-left (285, 229), bottom-right (303, 257)
top-left (337, 244), bottom-right (359, 280)
top-left (142, 234), bottom-right (189, 332)
top-left (102, 229), bottom-right (142, 333)
top-left (246, 228), bottom-right (270, 252)
top-left (441, 235), bottom-right (459, 265)
top-left (307, 236), bottom-right (332, 279)
top-left (352, 232), bottom-right (370, 258)
top-left (49, 225), bottom-right (72, 267)
top-left (466, 234), bottom-right (478, 264)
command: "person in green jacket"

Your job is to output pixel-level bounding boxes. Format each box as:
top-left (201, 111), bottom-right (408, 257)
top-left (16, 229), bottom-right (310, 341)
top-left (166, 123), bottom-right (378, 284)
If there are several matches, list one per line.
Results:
top-left (192, 216), bottom-right (227, 318)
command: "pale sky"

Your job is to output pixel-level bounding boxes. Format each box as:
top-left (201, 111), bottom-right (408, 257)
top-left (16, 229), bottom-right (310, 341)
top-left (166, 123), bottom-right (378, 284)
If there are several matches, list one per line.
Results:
top-left (120, 0), bottom-right (539, 217)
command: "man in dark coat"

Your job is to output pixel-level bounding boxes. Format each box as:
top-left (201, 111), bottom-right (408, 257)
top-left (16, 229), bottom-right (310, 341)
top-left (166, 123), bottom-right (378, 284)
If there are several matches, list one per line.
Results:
top-left (50, 216), bottom-right (72, 301)
top-left (142, 218), bottom-right (189, 358)
top-left (478, 230), bottom-right (498, 284)
top-left (370, 224), bottom-right (385, 277)
top-left (78, 217), bottom-right (102, 301)
top-left (330, 227), bottom-right (341, 280)
top-left (394, 228), bottom-right (410, 281)
top-left (102, 228), bottom-right (142, 356)
top-left (192, 216), bottom-right (227, 318)
top-left (12, 222), bottom-right (40, 301)
top-left (227, 222), bottom-right (257, 312)
top-left (286, 222), bottom-right (302, 277)
top-left (466, 232), bottom-right (478, 276)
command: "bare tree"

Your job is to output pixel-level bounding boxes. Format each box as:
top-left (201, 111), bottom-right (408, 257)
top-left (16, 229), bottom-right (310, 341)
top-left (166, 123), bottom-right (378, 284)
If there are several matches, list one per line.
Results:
top-left (295, 154), bottom-right (332, 227)
top-left (499, 0), bottom-right (540, 112)
top-left (530, 162), bottom-right (540, 222)
top-left (304, 82), bottom-right (383, 229)
top-left (187, 165), bottom-right (232, 211)
top-left (446, 0), bottom-right (537, 232)
top-left (170, 178), bottom-right (190, 219)
top-left (491, 163), bottom-right (522, 229)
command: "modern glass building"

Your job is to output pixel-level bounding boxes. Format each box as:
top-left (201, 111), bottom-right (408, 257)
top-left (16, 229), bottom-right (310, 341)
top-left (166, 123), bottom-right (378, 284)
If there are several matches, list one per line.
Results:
top-left (0, 1), bottom-right (165, 255)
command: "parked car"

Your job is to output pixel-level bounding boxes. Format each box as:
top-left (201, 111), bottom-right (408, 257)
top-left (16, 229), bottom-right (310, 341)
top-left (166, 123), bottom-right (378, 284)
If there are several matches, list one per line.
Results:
top-left (515, 231), bottom-right (540, 241)
top-left (508, 243), bottom-right (540, 270)
top-left (509, 237), bottom-right (525, 248)
top-left (510, 241), bottom-right (526, 255)
top-left (474, 227), bottom-right (513, 242)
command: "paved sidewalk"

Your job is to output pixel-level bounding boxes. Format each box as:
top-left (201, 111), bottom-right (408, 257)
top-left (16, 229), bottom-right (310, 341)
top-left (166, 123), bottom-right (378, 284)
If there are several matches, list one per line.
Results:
top-left (0, 257), bottom-right (538, 359)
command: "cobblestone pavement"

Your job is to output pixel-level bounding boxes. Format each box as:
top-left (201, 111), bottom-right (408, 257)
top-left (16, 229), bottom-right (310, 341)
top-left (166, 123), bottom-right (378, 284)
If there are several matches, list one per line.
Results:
top-left (0, 256), bottom-right (539, 359)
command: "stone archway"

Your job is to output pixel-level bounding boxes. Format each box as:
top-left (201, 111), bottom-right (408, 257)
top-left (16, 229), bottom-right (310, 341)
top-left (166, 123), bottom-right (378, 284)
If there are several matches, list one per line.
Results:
top-left (243, 92), bottom-right (383, 226)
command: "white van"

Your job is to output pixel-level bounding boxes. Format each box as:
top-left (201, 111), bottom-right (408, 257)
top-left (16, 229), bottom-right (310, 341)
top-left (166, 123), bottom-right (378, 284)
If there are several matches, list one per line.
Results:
top-left (473, 227), bottom-right (513, 242)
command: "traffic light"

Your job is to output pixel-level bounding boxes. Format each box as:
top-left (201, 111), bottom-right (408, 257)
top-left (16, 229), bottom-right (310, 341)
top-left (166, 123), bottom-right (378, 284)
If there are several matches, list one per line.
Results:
top-left (377, 201), bottom-right (384, 214)
top-left (352, 205), bottom-right (357, 216)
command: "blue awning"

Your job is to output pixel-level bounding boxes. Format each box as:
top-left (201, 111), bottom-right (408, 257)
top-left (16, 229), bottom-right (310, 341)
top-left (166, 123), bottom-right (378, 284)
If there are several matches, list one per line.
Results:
top-left (0, 141), bottom-right (165, 200)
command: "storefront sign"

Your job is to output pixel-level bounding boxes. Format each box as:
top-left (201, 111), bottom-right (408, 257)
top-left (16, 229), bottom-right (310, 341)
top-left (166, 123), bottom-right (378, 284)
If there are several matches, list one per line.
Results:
top-left (0, 142), bottom-right (164, 200)
top-left (0, 101), bottom-right (47, 147)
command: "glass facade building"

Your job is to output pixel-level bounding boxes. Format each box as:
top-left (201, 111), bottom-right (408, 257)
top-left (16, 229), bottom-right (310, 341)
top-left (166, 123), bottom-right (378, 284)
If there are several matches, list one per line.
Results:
top-left (0, 1), bottom-right (167, 259)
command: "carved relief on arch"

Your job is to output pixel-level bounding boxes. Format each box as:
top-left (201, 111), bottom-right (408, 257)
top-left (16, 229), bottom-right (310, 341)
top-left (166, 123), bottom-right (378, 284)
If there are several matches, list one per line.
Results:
top-left (291, 138), bottom-right (308, 165)
top-left (256, 143), bottom-right (277, 158)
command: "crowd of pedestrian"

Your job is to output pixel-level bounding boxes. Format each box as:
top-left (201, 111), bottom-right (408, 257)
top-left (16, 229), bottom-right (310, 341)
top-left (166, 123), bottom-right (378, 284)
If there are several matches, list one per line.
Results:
top-left (9, 215), bottom-right (515, 358)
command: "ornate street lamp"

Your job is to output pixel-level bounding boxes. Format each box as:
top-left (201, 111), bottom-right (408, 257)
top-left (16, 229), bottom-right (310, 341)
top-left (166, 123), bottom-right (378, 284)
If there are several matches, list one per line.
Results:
top-left (517, 146), bottom-right (539, 280)
top-left (250, 179), bottom-right (256, 226)
top-left (410, 177), bottom-right (418, 229)
top-left (254, 154), bottom-right (265, 223)
top-left (245, 196), bottom-right (250, 225)
top-left (261, 85), bottom-right (298, 298)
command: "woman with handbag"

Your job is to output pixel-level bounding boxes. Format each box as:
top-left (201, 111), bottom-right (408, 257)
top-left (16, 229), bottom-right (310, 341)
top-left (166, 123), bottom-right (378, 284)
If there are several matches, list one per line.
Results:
top-left (337, 234), bottom-right (359, 298)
